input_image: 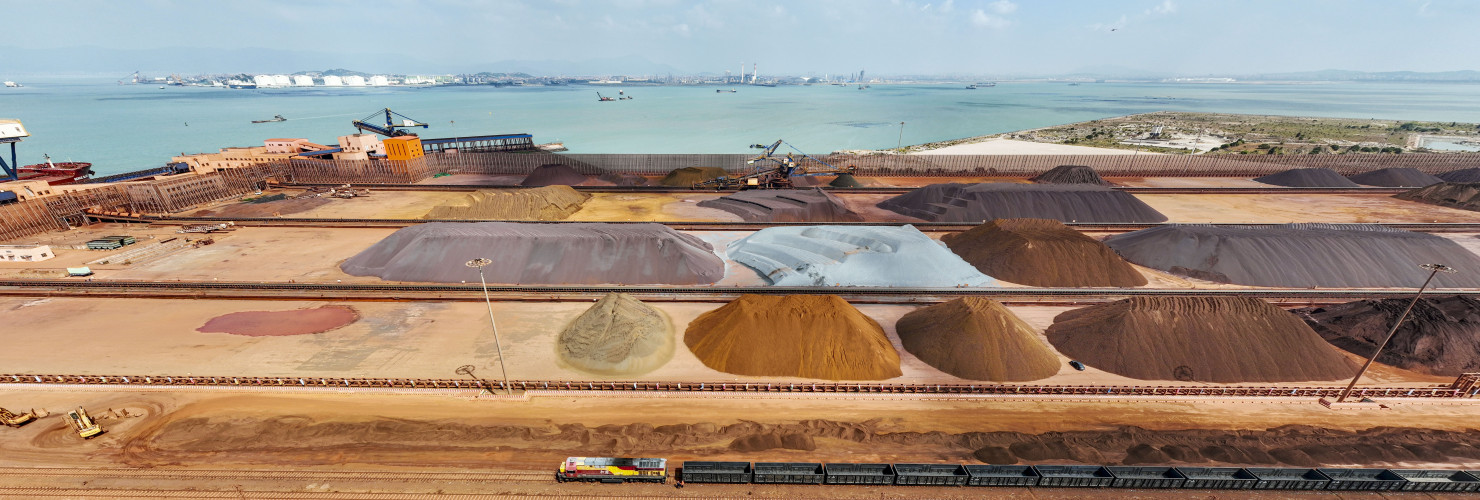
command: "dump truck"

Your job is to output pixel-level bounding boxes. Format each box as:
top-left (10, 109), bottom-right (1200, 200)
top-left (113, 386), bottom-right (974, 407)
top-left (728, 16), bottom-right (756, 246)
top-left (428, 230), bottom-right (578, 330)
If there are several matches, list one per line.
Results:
top-left (66, 407), bottom-right (103, 438)
top-left (0, 407), bottom-right (35, 427)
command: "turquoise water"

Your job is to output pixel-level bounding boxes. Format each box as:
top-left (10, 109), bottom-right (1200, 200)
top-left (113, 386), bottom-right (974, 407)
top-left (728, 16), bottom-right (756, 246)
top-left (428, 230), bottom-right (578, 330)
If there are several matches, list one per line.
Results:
top-left (3, 78), bottom-right (1480, 176)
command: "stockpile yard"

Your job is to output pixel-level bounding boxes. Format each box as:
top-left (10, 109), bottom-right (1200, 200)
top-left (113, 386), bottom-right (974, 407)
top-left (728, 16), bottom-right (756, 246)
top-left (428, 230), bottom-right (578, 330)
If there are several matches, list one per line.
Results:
top-left (696, 188), bottom-right (863, 222)
top-left (520, 163), bottom-right (588, 186)
top-left (683, 294), bottom-right (902, 380)
top-left (1395, 182), bottom-right (1480, 211)
top-left (1252, 167), bottom-right (1362, 187)
top-left (1104, 223), bottom-right (1480, 288)
top-left (1299, 295), bottom-right (1480, 376)
top-left (422, 185), bottom-right (590, 220)
top-left (659, 166), bottom-right (729, 186)
top-left (895, 297), bottom-right (1060, 382)
top-left (1346, 167), bottom-right (1444, 187)
top-left (877, 183), bottom-right (1168, 223)
top-left (1046, 297), bottom-right (1357, 382)
top-left (339, 222), bottom-right (724, 284)
top-left (727, 225), bottom-right (994, 287)
top-left (1030, 164), bottom-right (1109, 185)
top-left (940, 218), bottom-right (1147, 287)
top-left (557, 293), bottom-right (674, 376)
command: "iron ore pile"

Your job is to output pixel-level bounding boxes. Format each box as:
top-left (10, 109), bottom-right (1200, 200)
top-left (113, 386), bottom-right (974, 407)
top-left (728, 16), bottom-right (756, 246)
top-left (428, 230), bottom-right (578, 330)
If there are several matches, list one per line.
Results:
top-left (1346, 167), bottom-right (1443, 187)
top-left (1395, 182), bottom-right (1480, 212)
top-left (1104, 223), bottom-right (1480, 288)
top-left (1253, 168), bottom-right (1361, 188)
top-left (340, 222), bottom-right (724, 284)
top-left (877, 183), bottom-right (1167, 223)
top-left (520, 163), bottom-right (588, 186)
top-left (727, 225), bottom-right (994, 287)
top-left (684, 294), bottom-right (902, 380)
top-left (696, 188), bottom-right (864, 222)
top-left (660, 166), bottom-right (729, 186)
top-left (1298, 295), bottom-right (1480, 376)
top-left (895, 297), bottom-right (1060, 381)
top-left (1438, 168), bottom-right (1480, 183)
top-left (421, 186), bottom-right (590, 220)
top-left (1030, 164), bottom-right (1109, 185)
top-left (1046, 297), bottom-right (1357, 382)
top-left (557, 293), bottom-right (674, 376)
top-left (941, 218), bottom-right (1147, 287)
top-left (828, 173), bottom-right (864, 187)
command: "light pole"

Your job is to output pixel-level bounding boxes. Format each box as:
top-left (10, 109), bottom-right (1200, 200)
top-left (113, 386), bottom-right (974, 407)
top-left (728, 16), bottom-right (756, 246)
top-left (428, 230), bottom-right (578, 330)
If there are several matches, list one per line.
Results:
top-left (466, 258), bottom-right (512, 395)
top-left (1334, 263), bottom-right (1456, 403)
top-left (897, 122), bottom-right (906, 150)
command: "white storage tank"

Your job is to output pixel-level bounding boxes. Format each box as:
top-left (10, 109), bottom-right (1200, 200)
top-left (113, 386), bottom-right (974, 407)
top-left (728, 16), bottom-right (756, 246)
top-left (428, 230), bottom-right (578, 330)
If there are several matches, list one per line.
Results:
top-left (322, 75), bottom-right (344, 86)
top-left (369, 75), bottom-right (390, 86)
top-left (292, 75), bottom-right (314, 86)
top-left (344, 75), bottom-right (367, 86)
top-left (272, 75), bottom-right (291, 87)
top-left (253, 75), bottom-right (276, 87)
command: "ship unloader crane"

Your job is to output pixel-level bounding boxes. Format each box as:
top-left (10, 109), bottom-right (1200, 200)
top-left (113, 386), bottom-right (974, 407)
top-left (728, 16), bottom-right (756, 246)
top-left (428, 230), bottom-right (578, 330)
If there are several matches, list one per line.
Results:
top-left (693, 139), bottom-right (856, 189)
top-left (352, 108), bottom-right (429, 137)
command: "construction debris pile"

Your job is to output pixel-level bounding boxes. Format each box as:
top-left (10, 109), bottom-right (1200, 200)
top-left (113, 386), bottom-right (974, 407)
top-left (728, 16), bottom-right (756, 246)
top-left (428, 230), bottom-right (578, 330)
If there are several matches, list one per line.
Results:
top-left (1031, 165), bottom-right (1109, 185)
top-left (1104, 223), bottom-right (1480, 288)
top-left (1298, 295), bottom-right (1480, 376)
top-left (196, 305), bottom-right (359, 337)
top-left (557, 293), bottom-right (674, 376)
top-left (1346, 167), bottom-right (1443, 187)
top-left (340, 222), bottom-right (724, 284)
top-left (520, 164), bottom-right (588, 186)
top-left (877, 183), bottom-right (1167, 223)
top-left (421, 186), bottom-right (590, 220)
top-left (660, 166), bottom-right (729, 187)
top-left (895, 297), bottom-right (1060, 382)
top-left (727, 225), bottom-right (994, 287)
top-left (941, 218), bottom-right (1147, 287)
top-left (696, 188), bottom-right (864, 222)
top-left (684, 294), bottom-right (902, 380)
top-left (1394, 182), bottom-right (1480, 212)
top-left (1045, 297), bottom-right (1356, 383)
top-left (1253, 168), bottom-right (1362, 188)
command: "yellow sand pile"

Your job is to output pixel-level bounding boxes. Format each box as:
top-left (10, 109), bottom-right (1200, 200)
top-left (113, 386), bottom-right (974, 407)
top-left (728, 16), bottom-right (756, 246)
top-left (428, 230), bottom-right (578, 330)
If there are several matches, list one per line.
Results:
top-left (422, 185), bottom-right (590, 220)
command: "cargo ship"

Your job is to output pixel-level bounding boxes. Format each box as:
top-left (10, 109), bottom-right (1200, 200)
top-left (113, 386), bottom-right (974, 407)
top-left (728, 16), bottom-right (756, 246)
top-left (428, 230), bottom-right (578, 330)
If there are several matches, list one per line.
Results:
top-left (14, 155), bottom-right (93, 185)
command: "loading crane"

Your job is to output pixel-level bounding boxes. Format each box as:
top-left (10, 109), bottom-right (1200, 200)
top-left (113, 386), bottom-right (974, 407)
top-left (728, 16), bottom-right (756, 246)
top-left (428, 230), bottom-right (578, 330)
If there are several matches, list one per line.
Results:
top-left (693, 139), bottom-right (856, 189)
top-left (352, 108), bottom-right (429, 137)
top-left (0, 407), bottom-right (35, 428)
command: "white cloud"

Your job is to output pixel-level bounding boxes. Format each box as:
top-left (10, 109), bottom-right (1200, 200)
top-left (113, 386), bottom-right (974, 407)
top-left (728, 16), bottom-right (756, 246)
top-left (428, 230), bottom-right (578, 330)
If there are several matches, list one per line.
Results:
top-left (939, 0), bottom-right (954, 14)
top-left (673, 23), bottom-right (691, 37)
top-left (989, 0), bottom-right (1017, 15)
top-left (1418, 1), bottom-right (1434, 17)
top-left (1147, 0), bottom-right (1176, 15)
top-left (1088, 14), bottom-right (1128, 32)
top-left (971, 9), bottom-right (1009, 28)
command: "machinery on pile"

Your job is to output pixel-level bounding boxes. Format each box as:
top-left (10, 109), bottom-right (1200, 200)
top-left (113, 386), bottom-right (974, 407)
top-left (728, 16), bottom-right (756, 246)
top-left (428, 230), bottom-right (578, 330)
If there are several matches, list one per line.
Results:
top-left (0, 407), bottom-right (35, 427)
top-left (693, 140), bottom-right (856, 190)
top-left (65, 407), bottom-right (103, 439)
top-left (352, 108), bottom-right (428, 137)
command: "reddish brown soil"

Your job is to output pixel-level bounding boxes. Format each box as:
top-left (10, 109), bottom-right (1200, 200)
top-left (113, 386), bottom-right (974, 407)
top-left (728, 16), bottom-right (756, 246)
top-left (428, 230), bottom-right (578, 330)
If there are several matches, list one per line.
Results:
top-left (196, 305), bottom-right (359, 337)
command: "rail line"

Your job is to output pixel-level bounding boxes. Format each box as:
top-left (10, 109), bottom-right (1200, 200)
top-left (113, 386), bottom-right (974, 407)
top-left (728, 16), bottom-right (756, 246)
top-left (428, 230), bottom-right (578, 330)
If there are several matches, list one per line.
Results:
top-left (2, 373), bottom-right (1473, 399)
top-left (278, 182), bottom-right (1413, 195)
top-left (2, 466), bottom-right (550, 484)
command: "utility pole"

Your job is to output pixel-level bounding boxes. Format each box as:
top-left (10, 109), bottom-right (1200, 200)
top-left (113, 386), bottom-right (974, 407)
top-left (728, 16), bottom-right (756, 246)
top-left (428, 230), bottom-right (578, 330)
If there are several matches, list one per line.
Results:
top-left (1334, 263), bottom-right (1456, 403)
top-left (897, 122), bottom-right (906, 150)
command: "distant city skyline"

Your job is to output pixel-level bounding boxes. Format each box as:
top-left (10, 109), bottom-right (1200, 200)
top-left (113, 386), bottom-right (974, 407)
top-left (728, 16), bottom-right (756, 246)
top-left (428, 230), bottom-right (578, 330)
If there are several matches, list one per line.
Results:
top-left (4, 0), bottom-right (1477, 77)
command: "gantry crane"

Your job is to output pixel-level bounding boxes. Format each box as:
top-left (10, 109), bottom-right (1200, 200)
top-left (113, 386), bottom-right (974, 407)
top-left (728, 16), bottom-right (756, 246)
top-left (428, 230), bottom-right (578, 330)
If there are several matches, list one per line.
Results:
top-left (352, 108), bottom-right (429, 137)
top-left (693, 139), bottom-right (856, 189)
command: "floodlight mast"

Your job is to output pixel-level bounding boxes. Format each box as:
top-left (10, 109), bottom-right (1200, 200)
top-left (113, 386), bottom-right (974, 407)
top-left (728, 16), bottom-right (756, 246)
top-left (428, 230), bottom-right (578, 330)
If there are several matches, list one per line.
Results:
top-left (1334, 263), bottom-right (1456, 403)
top-left (466, 258), bottom-right (511, 395)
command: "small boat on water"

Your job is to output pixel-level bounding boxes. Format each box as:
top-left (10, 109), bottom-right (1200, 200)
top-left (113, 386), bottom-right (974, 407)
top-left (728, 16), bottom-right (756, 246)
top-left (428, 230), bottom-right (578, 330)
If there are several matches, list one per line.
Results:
top-left (2, 81), bottom-right (20, 88)
top-left (596, 92), bottom-right (615, 102)
top-left (252, 114), bottom-right (287, 124)
top-left (966, 84), bottom-right (977, 89)
top-left (717, 89), bottom-right (737, 93)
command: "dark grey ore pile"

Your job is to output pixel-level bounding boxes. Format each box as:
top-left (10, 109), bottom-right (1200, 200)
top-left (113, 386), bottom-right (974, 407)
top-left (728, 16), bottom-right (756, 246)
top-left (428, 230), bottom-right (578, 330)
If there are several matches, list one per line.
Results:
top-left (697, 188), bottom-right (864, 222)
top-left (877, 183), bottom-right (1167, 223)
top-left (1030, 165), bottom-right (1109, 185)
top-left (1346, 167), bottom-right (1443, 187)
top-left (1253, 168), bottom-right (1361, 188)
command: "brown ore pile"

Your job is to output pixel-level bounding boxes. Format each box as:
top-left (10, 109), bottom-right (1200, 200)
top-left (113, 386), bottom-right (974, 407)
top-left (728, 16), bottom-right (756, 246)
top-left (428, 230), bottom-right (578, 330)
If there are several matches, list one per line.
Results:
top-left (659, 166), bottom-right (729, 186)
top-left (1030, 165), bottom-right (1109, 185)
top-left (557, 293), bottom-right (674, 376)
top-left (1438, 168), bottom-right (1480, 183)
top-left (941, 218), bottom-right (1147, 287)
top-left (696, 188), bottom-right (865, 222)
top-left (895, 297), bottom-right (1060, 382)
top-left (684, 294), bottom-right (902, 380)
top-left (340, 222), bottom-right (724, 284)
top-left (422, 185), bottom-right (590, 220)
top-left (1395, 182), bottom-right (1480, 212)
top-left (1045, 297), bottom-right (1356, 383)
top-left (197, 305), bottom-right (359, 337)
top-left (520, 164), bottom-right (588, 186)
top-left (1297, 295), bottom-right (1480, 376)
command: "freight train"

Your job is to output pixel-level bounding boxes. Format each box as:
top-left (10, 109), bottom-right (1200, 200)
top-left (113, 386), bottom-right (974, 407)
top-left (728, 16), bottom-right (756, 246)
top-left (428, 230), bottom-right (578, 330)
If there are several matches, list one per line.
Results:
top-left (558, 457), bottom-right (1480, 492)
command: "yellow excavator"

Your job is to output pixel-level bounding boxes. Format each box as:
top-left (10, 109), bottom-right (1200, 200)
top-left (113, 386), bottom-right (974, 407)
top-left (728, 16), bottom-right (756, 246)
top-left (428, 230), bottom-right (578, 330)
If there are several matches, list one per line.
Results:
top-left (0, 407), bottom-right (35, 427)
top-left (66, 407), bottom-right (103, 438)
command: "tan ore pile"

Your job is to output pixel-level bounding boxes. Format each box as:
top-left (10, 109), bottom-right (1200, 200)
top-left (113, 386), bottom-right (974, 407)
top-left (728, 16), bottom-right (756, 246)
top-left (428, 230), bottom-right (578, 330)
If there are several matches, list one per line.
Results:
top-left (422, 185), bottom-right (591, 220)
top-left (1297, 295), bottom-right (1480, 376)
top-left (557, 293), bottom-right (674, 376)
top-left (684, 294), bottom-right (902, 380)
top-left (895, 297), bottom-right (1060, 381)
top-left (941, 218), bottom-right (1147, 287)
top-left (340, 222), bottom-right (724, 284)
top-left (1045, 297), bottom-right (1356, 383)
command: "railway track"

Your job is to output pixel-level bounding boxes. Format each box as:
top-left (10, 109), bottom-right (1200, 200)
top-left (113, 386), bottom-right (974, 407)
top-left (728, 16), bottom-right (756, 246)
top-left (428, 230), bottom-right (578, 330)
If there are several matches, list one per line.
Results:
top-left (1, 466), bottom-right (550, 484)
top-left (3, 372), bottom-right (1473, 399)
top-left (279, 182), bottom-right (1413, 195)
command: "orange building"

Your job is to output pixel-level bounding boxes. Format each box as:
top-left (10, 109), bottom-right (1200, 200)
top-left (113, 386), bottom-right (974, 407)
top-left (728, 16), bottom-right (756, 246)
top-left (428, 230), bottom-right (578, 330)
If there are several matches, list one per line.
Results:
top-left (382, 136), bottom-right (425, 161)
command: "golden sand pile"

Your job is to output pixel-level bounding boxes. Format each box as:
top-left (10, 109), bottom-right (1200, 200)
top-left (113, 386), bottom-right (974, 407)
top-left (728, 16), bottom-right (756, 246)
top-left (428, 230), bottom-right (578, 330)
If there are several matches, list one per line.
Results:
top-left (557, 293), bottom-right (674, 376)
top-left (422, 185), bottom-right (590, 220)
top-left (684, 294), bottom-right (901, 380)
top-left (896, 298), bottom-right (1060, 381)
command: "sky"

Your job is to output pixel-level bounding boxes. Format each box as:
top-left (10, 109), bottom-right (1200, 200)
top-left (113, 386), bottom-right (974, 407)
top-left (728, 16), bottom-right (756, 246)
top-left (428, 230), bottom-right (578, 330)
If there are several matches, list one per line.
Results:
top-left (4, 0), bottom-right (1478, 76)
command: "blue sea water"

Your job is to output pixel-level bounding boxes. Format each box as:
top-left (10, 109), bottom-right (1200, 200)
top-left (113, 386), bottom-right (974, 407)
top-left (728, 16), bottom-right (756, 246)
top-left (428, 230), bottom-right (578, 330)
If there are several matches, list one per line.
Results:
top-left (3, 78), bottom-right (1480, 176)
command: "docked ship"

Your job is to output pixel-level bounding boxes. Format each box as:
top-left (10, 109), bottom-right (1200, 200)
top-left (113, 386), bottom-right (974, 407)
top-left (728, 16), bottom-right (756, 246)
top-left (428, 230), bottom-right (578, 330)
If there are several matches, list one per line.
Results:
top-left (15, 155), bottom-right (93, 185)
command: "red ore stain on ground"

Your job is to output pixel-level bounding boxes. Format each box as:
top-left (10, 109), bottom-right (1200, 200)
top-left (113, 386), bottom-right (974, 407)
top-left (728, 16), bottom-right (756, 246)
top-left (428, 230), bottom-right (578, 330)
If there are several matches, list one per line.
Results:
top-left (196, 306), bottom-right (360, 337)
